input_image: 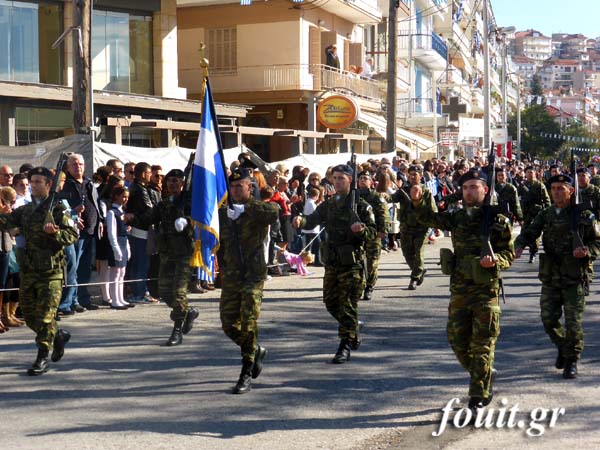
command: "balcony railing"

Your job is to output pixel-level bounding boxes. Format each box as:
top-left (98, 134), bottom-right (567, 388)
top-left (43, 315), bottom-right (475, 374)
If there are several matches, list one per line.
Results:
top-left (209, 64), bottom-right (380, 101)
top-left (397, 97), bottom-right (442, 117)
top-left (398, 32), bottom-right (448, 61)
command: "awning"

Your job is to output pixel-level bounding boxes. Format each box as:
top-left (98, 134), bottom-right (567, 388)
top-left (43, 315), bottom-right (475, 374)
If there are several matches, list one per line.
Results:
top-left (359, 111), bottom-right (434, 154)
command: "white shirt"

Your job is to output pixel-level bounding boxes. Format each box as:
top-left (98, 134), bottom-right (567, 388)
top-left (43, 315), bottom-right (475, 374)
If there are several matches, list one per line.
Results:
top-left (303, 198), bottom-right (320, 234)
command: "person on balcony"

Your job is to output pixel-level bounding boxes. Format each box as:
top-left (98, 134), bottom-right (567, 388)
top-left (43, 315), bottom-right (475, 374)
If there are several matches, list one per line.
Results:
top-left (325, 44), bottom-right (340, 70)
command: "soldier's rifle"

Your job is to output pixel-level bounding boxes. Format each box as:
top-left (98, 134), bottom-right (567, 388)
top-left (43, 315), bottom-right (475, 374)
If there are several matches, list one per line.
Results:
top-left (481, 143), bottom-right (507, 303)
top-left (570, 149), bottom-right (587, 251)
top-left (182, 151), bottom-right (196, 216)
top-left (349, 152), bottom-right (359, 222)
top-left (46, 152), bottom-right (73, 224)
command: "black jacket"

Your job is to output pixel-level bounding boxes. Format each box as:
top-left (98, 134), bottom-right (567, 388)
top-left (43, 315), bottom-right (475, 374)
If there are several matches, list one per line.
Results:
top-left (62, 174), bottom-right (102, 236)
top-left (126, 180), bottom-right (153, 231)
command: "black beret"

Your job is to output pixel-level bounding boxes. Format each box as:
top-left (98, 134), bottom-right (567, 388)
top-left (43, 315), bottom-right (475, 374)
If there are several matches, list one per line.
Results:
top-left (576, 167), bottom-right (590, 175)
top-left (164, 169), bottom-right (185, 179)
top-left (458, 169), bottom-right (488, 187)
top-left (229, 169), bottom-right (251, 183)
top-left (27, 166), bottom-right (53, 181)
top-left (332, 164), bottom-right (353, 177)
top-left (408, 165), bottom-right (423, 173)
top-left (239, 158), bottom-right (257, 170)
top-left (524, 165), bottom-right (535, 171)
top-left (548, 174), bottom-right (573, 186)
top-left (357, 170), bottom-right (371, 178)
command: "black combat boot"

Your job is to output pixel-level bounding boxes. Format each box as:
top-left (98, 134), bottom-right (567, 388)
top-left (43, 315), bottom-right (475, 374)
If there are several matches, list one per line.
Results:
top-left (417, 269), bottom-right (427, 286)
top-left (181, 308), bottom-right (199, 335)
top-left (467, 396), bottom-right (484, 424)
top-left (332, 339), bottom-right (351, 364)
top-left (408, 279), bottom-right (417, 290)
top-left (362, 286), bottom-right (373, 301)
top-left (563, 360), bottom-right (577, 379)
top-left (51, 329), bottom-right (71, 362)
top-left (252, 345), bottom-right (268, 379)
top-left (555, 347), bottom-right (565, 369)
top-left (232, 360), bottom-right (254, 394)
top-left (165, 320), bottom-right (183, 346)
top-left (529, 252), bottom-right (536, 264)
top-left (28, 349), bottom-right (50, 376)
top-left (349, 321), bottom-right (364, 351)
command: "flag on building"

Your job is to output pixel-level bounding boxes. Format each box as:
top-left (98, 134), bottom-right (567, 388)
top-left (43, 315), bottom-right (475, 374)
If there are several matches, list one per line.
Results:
top-left (191, 78), bottom-right (228, 271)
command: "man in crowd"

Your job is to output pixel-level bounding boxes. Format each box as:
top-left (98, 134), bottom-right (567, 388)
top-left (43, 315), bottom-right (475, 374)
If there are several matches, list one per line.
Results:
top-left (357, 169), bottom-right (389, 300)
top-left (0, 167), bottom-right (79, 375)
top-left (518, 165), bottom-right (550, 263)
top-left (150, 169), bottom-right (199, 347)
top-left (410, 168), bottom-right (514, 414)
top-left (218, 169), bottom-right (278, 394)
top-left (293, 165), bottom-right (376, 364)
top-left (495, 166), bottom-right (523, 224)
top-left (515, 174), bottom-right (600, 379)
top-left (0, 165), bottom-right (13, 187)
top-left (61, 153), bottom-right (102, 311)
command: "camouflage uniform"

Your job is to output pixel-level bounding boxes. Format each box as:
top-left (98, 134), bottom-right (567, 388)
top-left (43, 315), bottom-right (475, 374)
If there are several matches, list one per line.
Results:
top-left (299, 193), bottom-right (376, 342)
top-left (590, 174), bottom-right (600, 188)
top-left (414, 203), bottom-right (514, 400)
top-left (0, 197), bottom-right (78, 351)
top-left (358, 188), bottom-right (390, 290)
top-left (518, 179), bottom-right (550, 257)
top-left (515, 205), bottom-right (600, 363)
top-left (218, 198), bottom-right (278, 362)
top-left (393, 185), bottom-right (437, 283)
top-left (150, 193), bottom-right (194, 321)
top-left (496, 181), bottom-right (523, 223)
top-left (579, 183), bottom-right (600, 286)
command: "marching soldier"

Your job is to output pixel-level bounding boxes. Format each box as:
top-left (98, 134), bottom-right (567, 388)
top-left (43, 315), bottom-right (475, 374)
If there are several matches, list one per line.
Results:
top-left (293, 164), bottom-right (376, 364)
top-left (392, 165), bottom-right (437, 290)
top-left (495, 166), bottom-right (523, 224)
top-left (0, 167), bottom-right (78, 375)
top-left (357, 170), bottom-right (390, 300)
top-left (149, 169), bottom-right (199, 347)
top-left (518, 165), bottom-right (550, 263)
top-left (587, 163), bottom-right (600, 187)
top-left (515, 174), bottom-right (600, 379)
top-left (218, 169), bottom-right (278, 394)
top-left (410, 169), bottom-right (514, 413)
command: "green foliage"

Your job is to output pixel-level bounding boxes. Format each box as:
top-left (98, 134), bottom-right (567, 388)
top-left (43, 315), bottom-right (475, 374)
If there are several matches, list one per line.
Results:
top-left (530, 74), bottom-right (543, 97)
top-left (508, 103), bottom-right (561, 159)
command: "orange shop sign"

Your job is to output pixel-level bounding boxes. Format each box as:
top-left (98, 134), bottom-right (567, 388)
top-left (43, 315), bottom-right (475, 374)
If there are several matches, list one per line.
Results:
top-left (316, 95), bottom-right (359, 130)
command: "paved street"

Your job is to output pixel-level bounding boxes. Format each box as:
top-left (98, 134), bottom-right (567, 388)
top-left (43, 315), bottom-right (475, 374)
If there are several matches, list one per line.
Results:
top-left (2, 234), bottom-right (600, 450)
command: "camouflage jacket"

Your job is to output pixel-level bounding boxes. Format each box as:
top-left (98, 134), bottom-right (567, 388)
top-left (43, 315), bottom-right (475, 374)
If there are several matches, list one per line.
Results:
top-left (150, 193), bottom-right (194, 259)
top-left (300, 192), bottom-right (376, 267)
top-left (518, 180), bottom-right (550, 220)
top-left (0, 197), bottom-right (78, 277)
top-left (392, 185), bottom-right (437, 231)
top-left (579, 184), bottom-right (600, 218)
top-left (358, 188), bottom-right (390, 235)
top-left (218, 198), bottom-right (278, 282)
top-left (414, 201), bottom-right (514, 290)
top-left (590, 175), bottom-right (600, 187)
top-left (495, 182), bottom-right (523, 223)
top-left (515, 205), bottom-right (600, 286)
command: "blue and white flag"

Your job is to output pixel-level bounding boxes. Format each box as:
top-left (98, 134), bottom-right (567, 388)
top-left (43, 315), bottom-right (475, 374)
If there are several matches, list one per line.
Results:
top-left (191, 78), bottom-right (228, 271)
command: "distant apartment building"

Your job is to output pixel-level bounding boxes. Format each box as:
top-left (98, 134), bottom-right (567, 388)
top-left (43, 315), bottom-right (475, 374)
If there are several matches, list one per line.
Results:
top-left (0, 0), bottom-right (247, 147)
top-left (510, 55), bottom-right (537, 90)
top-left (539, 59), bottom-right (582, 91)
top-left (512, 30), bottom-right (552, 64)
top-left (545, 93), bottom-right (599, 131)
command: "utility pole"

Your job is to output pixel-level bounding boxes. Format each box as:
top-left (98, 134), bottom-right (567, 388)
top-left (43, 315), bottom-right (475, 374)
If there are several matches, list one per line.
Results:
top-left (482, 0), bottom-right (491, 150)
top-left (516, 75), bottom-right (521, 160)
top-left (385, 1), bottom-right (398, 153)
top-left (72, 0), bottom-right (92, 135)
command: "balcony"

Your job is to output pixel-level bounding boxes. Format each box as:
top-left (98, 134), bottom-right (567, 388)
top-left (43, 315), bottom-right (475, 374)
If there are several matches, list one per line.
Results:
top-left (398, 32), bottom-right (448, 70)
top-left (207, 64), bottom-right (381, 102)
top-left (471, 87), bottom-right (484, 114)
top-left (317, 0), bottom-right (382, 23)
top-left (397, 97), bottom-right (442, 117)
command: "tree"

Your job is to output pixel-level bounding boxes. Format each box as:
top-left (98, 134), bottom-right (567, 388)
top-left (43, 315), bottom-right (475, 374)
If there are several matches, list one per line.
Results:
top-left (508, 103), bottom-right (561, 159)
top-left (530, 74), bottom-right (543, 97)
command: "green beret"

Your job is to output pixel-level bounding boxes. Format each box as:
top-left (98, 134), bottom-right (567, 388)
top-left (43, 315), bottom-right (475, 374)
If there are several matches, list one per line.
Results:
top-left (548, 174), bottom-right (572, 186)
top-left (27, 166), bottom-right (53, 181)
top-left (164, 169), bottom-right (185, 179)
top-left (458, 169), bottom-right (488, 187)
top-left (229, 169), bottom-right (251, 183)
top-left (332, 164), bottom-right (353, 177)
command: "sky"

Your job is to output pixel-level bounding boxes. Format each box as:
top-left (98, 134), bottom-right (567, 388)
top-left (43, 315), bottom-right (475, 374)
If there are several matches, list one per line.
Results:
top-left (492, 0), bottom-right (600, 38)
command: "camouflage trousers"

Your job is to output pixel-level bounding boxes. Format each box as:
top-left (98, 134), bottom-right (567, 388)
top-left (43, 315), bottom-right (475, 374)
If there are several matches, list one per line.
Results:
top-left (20, 273), bottom-right (62, 351)
top-left (158, 258), bottom-right (191, 322)
top-left (448, 290), bottom-right (501, 399)
top-left (220, 277), bottom-right (263, 362)
top-left (365, 241), bottom-right (381, 288)
top-left (323, 265), bottom-right (364, 340)
top-left (400, 228), bottom-right (428, 281)
top-left (540, 284), bottom-right (585, 360)
top-left (523, 217), bottom-right (541, 255)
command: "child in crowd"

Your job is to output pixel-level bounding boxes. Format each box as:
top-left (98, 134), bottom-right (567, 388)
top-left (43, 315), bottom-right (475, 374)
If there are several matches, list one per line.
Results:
top-left (106, 186), bottom-right (132, 310)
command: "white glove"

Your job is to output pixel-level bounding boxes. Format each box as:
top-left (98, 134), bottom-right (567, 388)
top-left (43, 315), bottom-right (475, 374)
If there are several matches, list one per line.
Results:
top-left (174, 217), bottom-right (188, 232)
top-left (112, 247), bottom-right (123, 262)
top-left (227, 204), bottom-right (245, 220)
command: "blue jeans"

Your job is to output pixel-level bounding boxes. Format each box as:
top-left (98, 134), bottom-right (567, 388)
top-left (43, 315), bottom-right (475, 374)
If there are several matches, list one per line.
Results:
top-left (128, 235), bottom-right (149, 299)
top-left (59, 243), bottom-right (78, 311)
top-left (75, 233), bottom-right (95, 306)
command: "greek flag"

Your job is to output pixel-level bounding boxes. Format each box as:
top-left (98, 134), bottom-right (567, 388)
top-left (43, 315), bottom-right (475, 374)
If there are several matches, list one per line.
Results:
top-left (453, 0), bottom-right (463, 23)
top-left (191, 78), bottom-right (228, 271)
